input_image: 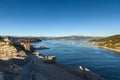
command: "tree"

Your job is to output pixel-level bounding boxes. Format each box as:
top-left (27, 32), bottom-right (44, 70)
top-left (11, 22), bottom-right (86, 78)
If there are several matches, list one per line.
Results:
top-left (0, 36), bottom-right (3, 42)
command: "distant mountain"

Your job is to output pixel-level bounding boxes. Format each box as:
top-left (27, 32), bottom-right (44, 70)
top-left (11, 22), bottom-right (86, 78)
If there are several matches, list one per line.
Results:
top-left (0, 35), bottom-right (101, 41)
top-left (89, 35), bottom-right (120, 52)
top-left (51, 36), bottom-right (101, 40)
top-left (38, 37), bottom-right (52, 40)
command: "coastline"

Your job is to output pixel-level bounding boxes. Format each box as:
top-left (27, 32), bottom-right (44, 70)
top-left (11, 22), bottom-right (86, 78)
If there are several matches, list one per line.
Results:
top-left (32, 52), bottom-right (104, 80)
top-left (0, 38), bottom-right (104, 80)
top-left (90, 41), bottom-right (120, 53)
top-left (98, 46), bottom-right (120, 53)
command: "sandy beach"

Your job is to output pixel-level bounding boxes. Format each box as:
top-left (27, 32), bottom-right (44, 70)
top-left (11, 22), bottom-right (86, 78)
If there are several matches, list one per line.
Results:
top-left (99, 46), bottom-right (120, 53)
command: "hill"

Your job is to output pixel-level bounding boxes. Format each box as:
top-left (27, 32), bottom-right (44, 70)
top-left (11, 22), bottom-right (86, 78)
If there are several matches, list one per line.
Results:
top-left (15, 37), bottom-right (42, 42)
top-left (90, 35), bottom-right (120, 52)
top-left (51, 36), bottom-right (100, 40)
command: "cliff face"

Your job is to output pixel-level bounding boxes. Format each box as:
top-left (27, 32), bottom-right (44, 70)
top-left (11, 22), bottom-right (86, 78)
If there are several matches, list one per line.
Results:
top-left (0, 42), bottom-right (27, 60)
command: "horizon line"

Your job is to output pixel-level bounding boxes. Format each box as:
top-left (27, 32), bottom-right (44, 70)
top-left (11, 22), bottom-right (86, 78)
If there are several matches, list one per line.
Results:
top-left (0, 34), bottom-right (119, 37)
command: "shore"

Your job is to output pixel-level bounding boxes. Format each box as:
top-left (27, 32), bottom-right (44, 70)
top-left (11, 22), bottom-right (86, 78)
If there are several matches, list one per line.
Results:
top-left (27, 52), bottom-right (104, 80)
top-left (98, 46), bottom-right (120, 53)
top-left (90, 41), bottom-right (120, 53)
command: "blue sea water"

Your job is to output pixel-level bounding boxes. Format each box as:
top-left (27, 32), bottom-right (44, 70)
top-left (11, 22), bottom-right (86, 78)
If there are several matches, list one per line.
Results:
top-left (33, 40), bottom-right (120, 80)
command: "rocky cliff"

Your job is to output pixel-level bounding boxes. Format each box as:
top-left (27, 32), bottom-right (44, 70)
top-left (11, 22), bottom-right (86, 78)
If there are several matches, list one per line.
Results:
top-left (0, 42), bottom-right (27, 60)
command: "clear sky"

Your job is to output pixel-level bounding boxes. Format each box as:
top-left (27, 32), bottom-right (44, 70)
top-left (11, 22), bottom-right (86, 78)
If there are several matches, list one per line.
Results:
top-left (0, 0), bottom-right (120, 37)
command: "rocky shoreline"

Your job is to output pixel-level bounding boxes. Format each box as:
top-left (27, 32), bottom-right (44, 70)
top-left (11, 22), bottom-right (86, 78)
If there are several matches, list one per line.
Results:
top-left (30, 52), bottom-right (104, 80)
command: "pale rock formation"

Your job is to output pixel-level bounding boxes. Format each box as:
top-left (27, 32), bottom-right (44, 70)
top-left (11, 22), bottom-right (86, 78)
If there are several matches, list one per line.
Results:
top-left (85, 68), bottom-right (90, 72)
top-left (0, 43), bottom-right (26, 60)
top-left (79, 66), bottom-right (83, 70)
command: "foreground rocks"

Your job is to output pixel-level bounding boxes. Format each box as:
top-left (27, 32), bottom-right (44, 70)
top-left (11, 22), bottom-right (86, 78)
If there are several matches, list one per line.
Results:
top-left (4, 64), bottom-right (22, 75)
top-left (0, 52), bottom-right (104, 80)
top-left (29, 53), bottom-right (104, 80)
top-left (0, 72), bottom-right (4, 80)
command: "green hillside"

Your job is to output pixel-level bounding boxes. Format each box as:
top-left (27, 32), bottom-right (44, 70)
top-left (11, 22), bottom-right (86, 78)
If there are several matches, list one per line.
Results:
top-left (90, 35), bottom-right (120, 49)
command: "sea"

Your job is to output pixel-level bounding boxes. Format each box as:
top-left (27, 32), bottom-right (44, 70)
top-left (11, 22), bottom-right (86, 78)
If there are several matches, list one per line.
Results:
top-left (32, 40), bottom-right (120, 80)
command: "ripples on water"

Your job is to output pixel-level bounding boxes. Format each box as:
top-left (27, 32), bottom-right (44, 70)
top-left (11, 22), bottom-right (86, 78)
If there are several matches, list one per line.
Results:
top-left (33, 40), bottom-right (120, 80)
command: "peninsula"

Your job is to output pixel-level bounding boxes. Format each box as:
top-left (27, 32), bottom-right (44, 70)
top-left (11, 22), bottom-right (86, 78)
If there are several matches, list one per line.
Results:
top-left (0, 36), bottom-right (103, 80)
top-left (89, 35), bottom-right (120, 52)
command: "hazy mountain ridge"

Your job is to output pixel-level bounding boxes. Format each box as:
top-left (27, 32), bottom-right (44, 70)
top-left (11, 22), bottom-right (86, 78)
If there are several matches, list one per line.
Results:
top-left (51, 36), bottom-right (101, 40)
top-left (0, 35), bottom-right (101, 41)
top-left (0, 36), bottom-right (42, 42)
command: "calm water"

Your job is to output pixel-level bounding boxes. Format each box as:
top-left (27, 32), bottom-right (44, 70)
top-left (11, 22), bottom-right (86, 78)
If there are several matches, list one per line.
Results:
top-left (33, 40), bottom-right (120, 80)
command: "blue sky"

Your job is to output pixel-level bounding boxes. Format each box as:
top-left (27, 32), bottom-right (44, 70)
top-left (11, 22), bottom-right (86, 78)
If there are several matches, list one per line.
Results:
top-left (0, 0), bottom-right (120, 37)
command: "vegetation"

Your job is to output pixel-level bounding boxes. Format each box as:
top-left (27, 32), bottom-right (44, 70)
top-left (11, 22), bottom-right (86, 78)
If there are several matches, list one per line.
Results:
top-left (89, 35), bottom-right (120, 49)
top-left (9, 43), bottom-right (25, 51)
top-left (15, 37), bottom-right (42, 42)
top-left (0, 36), bottom-right (3, 42)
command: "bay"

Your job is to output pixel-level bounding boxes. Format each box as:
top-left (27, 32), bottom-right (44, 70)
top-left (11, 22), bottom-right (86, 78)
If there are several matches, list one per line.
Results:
top-left (33, 40), bottom-right (120, 80)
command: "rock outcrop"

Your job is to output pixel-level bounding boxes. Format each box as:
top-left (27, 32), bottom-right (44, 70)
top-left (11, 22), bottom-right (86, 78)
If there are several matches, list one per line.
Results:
top-left (0, 42), bottom-right (27, 60)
